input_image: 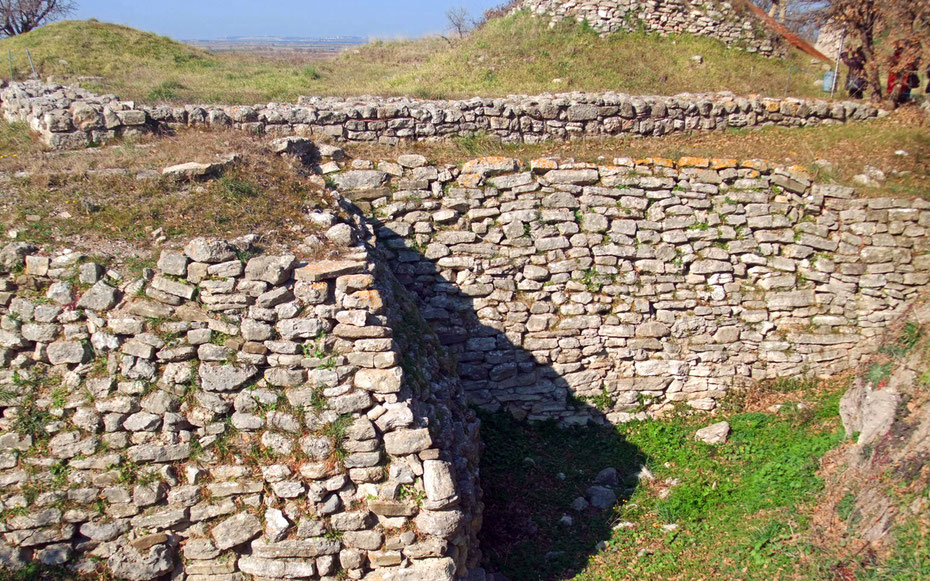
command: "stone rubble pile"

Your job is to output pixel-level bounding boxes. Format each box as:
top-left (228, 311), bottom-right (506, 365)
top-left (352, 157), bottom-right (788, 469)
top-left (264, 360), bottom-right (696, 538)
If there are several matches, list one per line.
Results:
top-left (0, 80), bottom-right (881, 150)
top-left (516, 0), bottom-right (785, 56)
top-left (0, 225), bottom-right (482, 579)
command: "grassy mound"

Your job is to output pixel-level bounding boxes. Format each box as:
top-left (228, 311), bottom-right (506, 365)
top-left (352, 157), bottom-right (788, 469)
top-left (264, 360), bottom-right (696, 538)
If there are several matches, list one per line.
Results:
top-left (1, 13), bottom-right (829, 104)
top-left (0, 19), bottom-right (329, 104)
top-left (0, 19), bottom-right (214, 81)
top-left (379, 12), bottom-right (826, 99)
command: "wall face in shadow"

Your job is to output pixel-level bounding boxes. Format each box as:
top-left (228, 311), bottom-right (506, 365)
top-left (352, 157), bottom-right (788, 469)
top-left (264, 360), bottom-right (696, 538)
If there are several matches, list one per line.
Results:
top-left (349, 210), bottom-right (647, 580)
top-left (347, 155), bottom-right (930, 425)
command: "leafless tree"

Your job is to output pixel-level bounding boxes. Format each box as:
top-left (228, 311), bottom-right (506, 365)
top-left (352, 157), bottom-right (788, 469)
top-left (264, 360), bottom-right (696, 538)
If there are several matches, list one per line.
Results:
top-left (748, 0), bottom-right (828, 40)
top-left (826, 0), bottom-right (929, 104)
top-left (446, 6), bottom-right (473, 39)
top-left (1, 0), bottom-right (75, 37)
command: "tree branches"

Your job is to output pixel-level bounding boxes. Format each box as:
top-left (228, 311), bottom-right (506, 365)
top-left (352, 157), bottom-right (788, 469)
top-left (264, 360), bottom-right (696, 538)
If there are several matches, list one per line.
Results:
top-left (0, 0), bottom-right (75, 37)
top-left (827, 0), bottom-right (928, 103)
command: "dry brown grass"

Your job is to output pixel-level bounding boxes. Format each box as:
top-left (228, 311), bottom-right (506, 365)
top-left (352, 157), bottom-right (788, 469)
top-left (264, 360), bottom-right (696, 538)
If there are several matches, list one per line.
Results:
top-left (0, 128), bottom-right (337, 258)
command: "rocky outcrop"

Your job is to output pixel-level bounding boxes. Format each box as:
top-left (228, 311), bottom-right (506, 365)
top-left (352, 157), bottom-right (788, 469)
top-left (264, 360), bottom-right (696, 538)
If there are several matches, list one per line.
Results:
top-left (0, 80), bottom-right (882, 149)
top-left (516, 0), bottom-right (786, 56)
top-left (812, 301), bottom-right (930, 566)
top-left (0, 228), bottom-right (482, 579)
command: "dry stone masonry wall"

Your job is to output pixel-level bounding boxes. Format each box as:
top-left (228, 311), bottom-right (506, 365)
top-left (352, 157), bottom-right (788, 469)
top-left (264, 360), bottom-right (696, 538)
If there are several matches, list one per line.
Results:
top-left (516, 0), bottom-right (785, 56)
top-left (0, 81), bottom-right (882, 150)
top-left (0, 77), bottom-right (924, 579)
top-left (0, 230), bottom-right (482, 580)
top-left (333, 155), bottom-right (930, 425)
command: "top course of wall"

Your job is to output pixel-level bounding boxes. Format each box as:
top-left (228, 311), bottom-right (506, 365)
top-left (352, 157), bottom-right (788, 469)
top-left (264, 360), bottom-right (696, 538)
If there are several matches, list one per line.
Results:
top-left (0, 81), bottom-right (883, 150)
top-left (514, 0), bottom-right (786, 56)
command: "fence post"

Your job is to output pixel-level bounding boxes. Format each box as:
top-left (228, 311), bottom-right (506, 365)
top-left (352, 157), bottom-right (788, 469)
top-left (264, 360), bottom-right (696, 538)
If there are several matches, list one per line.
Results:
top-left (7, 50), bottom-right (12, 82)
top-left (25, 49), bottom-right (38, 79)
top-left (831, 34), bottom-right (846, 98)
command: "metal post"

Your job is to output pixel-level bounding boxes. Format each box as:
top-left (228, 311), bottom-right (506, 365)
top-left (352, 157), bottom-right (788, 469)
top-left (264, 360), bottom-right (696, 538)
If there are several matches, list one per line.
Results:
top-left (831, 34), bottom-right (846, 99)
top-left (25, 49), bottom-right (38, 79)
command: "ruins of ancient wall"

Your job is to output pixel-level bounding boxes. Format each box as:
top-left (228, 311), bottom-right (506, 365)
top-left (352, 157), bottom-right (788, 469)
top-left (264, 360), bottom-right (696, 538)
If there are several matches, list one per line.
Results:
top-left (516, 0), bottom-right (785, 56)
top-left (0, 81), bottom-right (882, 150)
top-left (331, 155), bottom-right (930, 424)
top-left (0, 228), bottom-right (482, 580)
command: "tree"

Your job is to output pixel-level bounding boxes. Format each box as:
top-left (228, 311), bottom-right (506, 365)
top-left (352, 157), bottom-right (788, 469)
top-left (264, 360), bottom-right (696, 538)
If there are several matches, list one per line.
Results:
top-left (0, 0), bottom-right (75, 37)
top-left (749, 0), bottom-right (828, 39)
top-left (826, 0), bottom-right (929, 104)
top-left (446, 6), bottom-right (473, 39)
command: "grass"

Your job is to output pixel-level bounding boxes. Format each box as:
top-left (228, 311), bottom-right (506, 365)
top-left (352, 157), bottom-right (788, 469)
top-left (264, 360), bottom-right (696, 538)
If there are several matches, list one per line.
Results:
top-left (0, 14), bottom-right (835, 104)
top-left (866, 513), bottom-right (930, 580)
top-left (0, 121), bottom-right (40, 156)
top-left (381, 12), bottom-right (828, 100)
top-left (479, 381), bottom-right (848, 580)
top-left (0, 126), bottom-right (337, 257)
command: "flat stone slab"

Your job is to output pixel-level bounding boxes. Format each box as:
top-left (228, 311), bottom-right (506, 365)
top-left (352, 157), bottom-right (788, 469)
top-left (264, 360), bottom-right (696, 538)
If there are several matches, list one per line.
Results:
top-left (163, 162), bottom-right (220, 180)
top-left (295, 260), bottom-right (365, 282)
top-left (695, 421), bottom-right (731, 445)
top-left (461, 157), bottom-right (519, 176)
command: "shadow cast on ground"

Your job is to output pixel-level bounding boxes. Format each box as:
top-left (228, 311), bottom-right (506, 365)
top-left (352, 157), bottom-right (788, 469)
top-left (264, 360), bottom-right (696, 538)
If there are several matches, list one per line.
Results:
top-left (478, 413), bottom-right (644, 580)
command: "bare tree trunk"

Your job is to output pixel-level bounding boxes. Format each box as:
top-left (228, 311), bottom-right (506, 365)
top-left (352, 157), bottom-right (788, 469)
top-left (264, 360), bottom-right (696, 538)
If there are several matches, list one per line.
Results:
top-left (859, 37), bottom-right (884, 103)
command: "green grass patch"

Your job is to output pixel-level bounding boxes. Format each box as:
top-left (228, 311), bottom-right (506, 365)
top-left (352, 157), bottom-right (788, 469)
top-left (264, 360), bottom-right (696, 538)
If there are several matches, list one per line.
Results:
top-left (879, 322), bottom-right (925, 359)
top-left (480, 383), bottom-right (847, 580)
top-left (865, 512), bottom-right (930, 580)
top-left (0, 121), bottom-right (39, 155)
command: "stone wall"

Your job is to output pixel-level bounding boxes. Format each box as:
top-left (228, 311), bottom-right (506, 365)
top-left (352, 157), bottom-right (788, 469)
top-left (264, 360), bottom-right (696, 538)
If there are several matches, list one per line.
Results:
top-left (0, 228), bottom-right (482, 579)
top-left (0, 81), bottom-right (882, 150)
top-left (515, 0), bottom-right (785, 56)
top-left (332, 154), bottom-right (930, 424)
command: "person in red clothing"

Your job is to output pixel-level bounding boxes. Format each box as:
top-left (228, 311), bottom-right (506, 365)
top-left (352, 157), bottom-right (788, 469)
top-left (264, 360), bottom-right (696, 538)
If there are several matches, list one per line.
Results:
top-left (887, 41), bottom-right (921, 106)
top-left (887, 44), bottom-right (903, 97)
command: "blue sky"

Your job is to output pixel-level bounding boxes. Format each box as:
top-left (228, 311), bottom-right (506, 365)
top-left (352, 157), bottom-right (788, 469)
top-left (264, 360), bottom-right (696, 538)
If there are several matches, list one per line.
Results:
top-left (71, 0), bottom-right (505, 40)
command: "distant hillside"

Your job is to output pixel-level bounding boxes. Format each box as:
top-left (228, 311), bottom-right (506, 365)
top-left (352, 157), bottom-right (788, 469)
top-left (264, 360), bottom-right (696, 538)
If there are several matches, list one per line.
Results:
top-left (0, 15), bottom-right (829, 104)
